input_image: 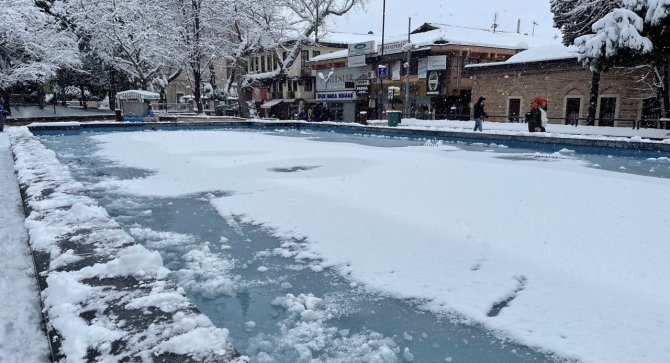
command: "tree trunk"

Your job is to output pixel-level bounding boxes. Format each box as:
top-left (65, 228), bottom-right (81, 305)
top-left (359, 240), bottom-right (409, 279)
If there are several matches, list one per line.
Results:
top-left (109, 68), bottom-right (117, 111)
top-left (235, 61), bottom-right (250, 118)
top-left (193, 65), bottom-right (203, 114)
top-left (662, 63), bottom-right (670, 118)
top-left (587, 71), bottom-right (600, 126)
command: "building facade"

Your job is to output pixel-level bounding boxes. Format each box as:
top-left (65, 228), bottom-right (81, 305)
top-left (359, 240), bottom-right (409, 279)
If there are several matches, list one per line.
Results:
top-left (465, 46), bottom-right (661, 127)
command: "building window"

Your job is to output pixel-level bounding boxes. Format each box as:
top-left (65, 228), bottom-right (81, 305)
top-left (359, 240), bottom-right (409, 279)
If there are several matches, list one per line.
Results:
top-left (565, 97), bottom-right (581, 125)
top-left (312, 50), bottom-right (321, 58)
top-left (598, 97), bottom-right (617, 127)
top-left (304, 79), bottom-right (313, 91)
top-left (507, 98), bottom-right (521, 122)
top-left (641, 97), bottom-right (661, 127)
top-left (302, 50), bottom-right (310, 62)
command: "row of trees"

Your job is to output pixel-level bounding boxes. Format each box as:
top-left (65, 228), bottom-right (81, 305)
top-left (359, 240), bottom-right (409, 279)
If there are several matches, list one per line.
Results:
top-left (1, 0), bottom-right (363, 116)
top-left (551, 0), bottom-right (670, 119)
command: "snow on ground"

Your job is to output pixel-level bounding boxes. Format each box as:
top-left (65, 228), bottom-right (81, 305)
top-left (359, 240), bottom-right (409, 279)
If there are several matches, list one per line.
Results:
top-left (88, 129), bottom-right (670, 363)
top-left (3, 127), bottom-right (244, 362)
top-left (8, 105), bottom-right (113, 119)
top-left (370, 118), bottom-right (670, 141)
top-left (0, 132), bottom-right (50, 362)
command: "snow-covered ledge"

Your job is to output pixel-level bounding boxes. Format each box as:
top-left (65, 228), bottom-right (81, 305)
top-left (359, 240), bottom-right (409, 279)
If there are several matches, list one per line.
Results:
top-left (8, 127), bottom-right (246, 363)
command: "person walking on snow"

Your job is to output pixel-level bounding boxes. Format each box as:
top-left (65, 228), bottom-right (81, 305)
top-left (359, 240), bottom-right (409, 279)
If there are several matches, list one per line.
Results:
top-left (529, 96), bottom-right (548, 132)
top-left (473, 96), bottom-right (487, 132)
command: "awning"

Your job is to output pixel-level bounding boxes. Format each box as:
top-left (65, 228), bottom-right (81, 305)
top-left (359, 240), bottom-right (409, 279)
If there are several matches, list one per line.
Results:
top-left (260, 99), bottom-right (283, 108)
top-left (283, 99), bottom-right (295, 103)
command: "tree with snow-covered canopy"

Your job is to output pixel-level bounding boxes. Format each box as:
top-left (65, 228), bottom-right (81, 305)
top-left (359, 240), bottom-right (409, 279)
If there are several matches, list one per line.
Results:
top-left (0, 0), bottom-right (80, 97)
top-left (550, 0), bottom-right (623, 125)
top-left (573, 0), bottom-right (670, 117)
top-left (223, 0), bottom-right (365, 118)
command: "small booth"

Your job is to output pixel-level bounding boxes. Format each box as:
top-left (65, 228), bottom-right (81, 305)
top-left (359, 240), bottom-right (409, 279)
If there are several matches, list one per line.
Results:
top-left (116, 90), bottom-right (160, 121)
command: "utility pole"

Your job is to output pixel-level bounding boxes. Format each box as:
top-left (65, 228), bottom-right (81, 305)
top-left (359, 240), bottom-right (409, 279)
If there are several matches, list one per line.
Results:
top-left (532, 20), bottom-right (538, 36)
top-left (404, 17), bottom-right (411, 117)
top-left (491, 13), bottom-right (498, 33)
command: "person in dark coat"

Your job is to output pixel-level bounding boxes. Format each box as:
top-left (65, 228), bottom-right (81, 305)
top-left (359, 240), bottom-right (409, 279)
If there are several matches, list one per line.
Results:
top-left (528, 96), bottom-right (548, 132)
top-left (473, 96), bottom-right (487, 131)
top-left (0, 96), bottom-right (6, 132)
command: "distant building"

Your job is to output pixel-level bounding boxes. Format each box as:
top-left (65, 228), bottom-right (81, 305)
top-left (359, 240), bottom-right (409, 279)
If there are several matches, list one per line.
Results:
top-left (309, 23), bottom-right (539, 121)
top-left (464, 45), bottom-right (662, 127)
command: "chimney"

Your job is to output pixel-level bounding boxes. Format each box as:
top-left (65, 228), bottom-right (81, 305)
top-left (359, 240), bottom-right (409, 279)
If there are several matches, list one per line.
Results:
top-left (517, 19), bottom-right (521, 33)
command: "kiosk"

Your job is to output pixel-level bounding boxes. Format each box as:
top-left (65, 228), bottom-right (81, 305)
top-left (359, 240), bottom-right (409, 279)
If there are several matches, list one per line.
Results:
top-left (116, 90), bottom-right (160, 121)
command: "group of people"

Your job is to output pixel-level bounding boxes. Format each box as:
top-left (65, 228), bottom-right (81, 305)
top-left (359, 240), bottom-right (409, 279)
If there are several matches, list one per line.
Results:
top-left (472, 95), bottom-right (549, 133)
top-left (298, 103), bottom-right (331, 122)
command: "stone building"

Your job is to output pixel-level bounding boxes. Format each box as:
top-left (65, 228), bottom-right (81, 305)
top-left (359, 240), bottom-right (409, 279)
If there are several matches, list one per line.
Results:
top-left (464, 45), bottom-right (661, 127)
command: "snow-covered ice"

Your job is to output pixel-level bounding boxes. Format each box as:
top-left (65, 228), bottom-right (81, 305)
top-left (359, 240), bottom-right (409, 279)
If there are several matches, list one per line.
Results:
top-left (80, 128), bottom-right (670, 363)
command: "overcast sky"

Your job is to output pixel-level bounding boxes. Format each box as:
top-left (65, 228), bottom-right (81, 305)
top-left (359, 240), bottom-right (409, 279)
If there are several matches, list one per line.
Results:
top-left (328, 0), bottom-right (563, 45)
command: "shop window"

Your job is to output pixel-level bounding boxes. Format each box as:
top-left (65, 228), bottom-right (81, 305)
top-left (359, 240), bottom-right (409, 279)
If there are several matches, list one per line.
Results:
top-left (507, 98), bottom-right (521, 122)
top-left (598, 97), bottom-right (617, 127)
top-left (565, 97), bottom-right (581, 125)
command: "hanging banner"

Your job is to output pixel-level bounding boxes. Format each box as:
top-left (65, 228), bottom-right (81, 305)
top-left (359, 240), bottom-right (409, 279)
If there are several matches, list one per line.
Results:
top-left (392, 60), bottom-right (401, 81)
top-left (418, 58), bottom-right (428, 79)
top-left (377, 40), bottom-right (409, 55)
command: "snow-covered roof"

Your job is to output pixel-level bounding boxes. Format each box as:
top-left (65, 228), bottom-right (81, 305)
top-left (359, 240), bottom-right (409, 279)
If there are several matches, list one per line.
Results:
top-left (116, 90), bottom-right (160, 101)
top-left (465, 45), bottom-right (579, 69)
top-left (310, 49), bottom-right (349, 62)
top-left (395, 23), bottom-right (537, 50)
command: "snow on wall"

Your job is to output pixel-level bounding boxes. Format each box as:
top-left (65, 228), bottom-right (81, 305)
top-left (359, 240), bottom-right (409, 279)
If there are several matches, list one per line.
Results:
top-left (7, 127), bottom-right (247, 363)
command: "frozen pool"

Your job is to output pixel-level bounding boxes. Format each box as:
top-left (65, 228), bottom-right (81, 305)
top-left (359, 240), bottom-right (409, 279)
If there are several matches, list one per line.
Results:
top-left (36, 127), bottom-right (669, 362)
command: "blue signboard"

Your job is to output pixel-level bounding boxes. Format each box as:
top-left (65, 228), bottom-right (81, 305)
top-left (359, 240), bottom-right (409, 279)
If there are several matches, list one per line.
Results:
top-left (378, 66), bottom-right (387, 79)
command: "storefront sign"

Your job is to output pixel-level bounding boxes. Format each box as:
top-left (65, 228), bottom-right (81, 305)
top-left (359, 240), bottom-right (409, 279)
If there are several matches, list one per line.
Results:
top-left (317, 91), bottom-right (356, 100)
top-left (377, 40), bottom-right (409, 55)
top-left (355, 85), bottom-right (369, 95)
top-left (426, 55), bottom-right (448, 70)
top-left (348, 41), bottom-right (376, 56)
top-left (316, 66), bottom-right (371, 91)
top-left (348, 55), bottom-right (366, 68)
top-left (426, 70), bottom-right (443, 95)
top-left (418, 58), bottom-right (428, 79)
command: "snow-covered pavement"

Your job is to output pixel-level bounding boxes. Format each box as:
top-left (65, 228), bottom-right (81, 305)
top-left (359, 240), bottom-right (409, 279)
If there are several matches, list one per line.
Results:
top-left (0, 132), bottom-right (50, 362)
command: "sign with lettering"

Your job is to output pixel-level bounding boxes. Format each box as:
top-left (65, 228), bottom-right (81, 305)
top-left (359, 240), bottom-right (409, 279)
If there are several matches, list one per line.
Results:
top-left (348, 41), bottom-right (376, 56)
top-left (377, 40), bottom-right (409, 55)
top-left (348, 55), bottom-right (366, 67)
top-left (316, 66), bottom-right (371, 91)
top-left (316, 91), bottom-right (356, 100)
top-left (378, 65), bottom-right (387, 79)
top-left (426, 55), bottom-right (448, 70)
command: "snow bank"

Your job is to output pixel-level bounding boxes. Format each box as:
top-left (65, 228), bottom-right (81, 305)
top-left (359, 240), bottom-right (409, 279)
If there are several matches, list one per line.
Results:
top-left (7, 127), bottom-right (246, 363)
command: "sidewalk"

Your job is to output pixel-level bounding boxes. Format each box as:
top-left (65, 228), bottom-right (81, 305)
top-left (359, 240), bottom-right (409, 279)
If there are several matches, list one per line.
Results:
top-left (0, 132), bottom-right (50, 362)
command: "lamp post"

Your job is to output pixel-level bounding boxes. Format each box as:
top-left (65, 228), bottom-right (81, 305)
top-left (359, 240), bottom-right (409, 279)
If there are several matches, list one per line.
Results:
top-left (402, 41), bottom-right (412, 117)
top-left (377, 0), bottom-right (386, 120)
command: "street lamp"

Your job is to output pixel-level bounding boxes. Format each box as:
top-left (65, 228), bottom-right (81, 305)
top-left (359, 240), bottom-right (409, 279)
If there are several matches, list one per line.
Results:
top-left (402, 41), bottom-right (413, 117)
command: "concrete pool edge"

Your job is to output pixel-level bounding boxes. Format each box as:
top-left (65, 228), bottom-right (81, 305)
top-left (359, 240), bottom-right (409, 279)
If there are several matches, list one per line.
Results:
top-left (25, 119), bottom-right (670, 151)
top-left (7, 128), bottom-right (246, 362)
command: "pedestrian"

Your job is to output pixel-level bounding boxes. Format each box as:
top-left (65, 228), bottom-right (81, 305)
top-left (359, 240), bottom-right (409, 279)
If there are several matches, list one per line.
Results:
top-left (307, 107), bottom-right (314, 122)
top-left (473, 96), bottom-right (487, 131)
top-left (528, 96), bottom-right (548, 132)
top-left (0, 96), bottom-right (6, 132)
